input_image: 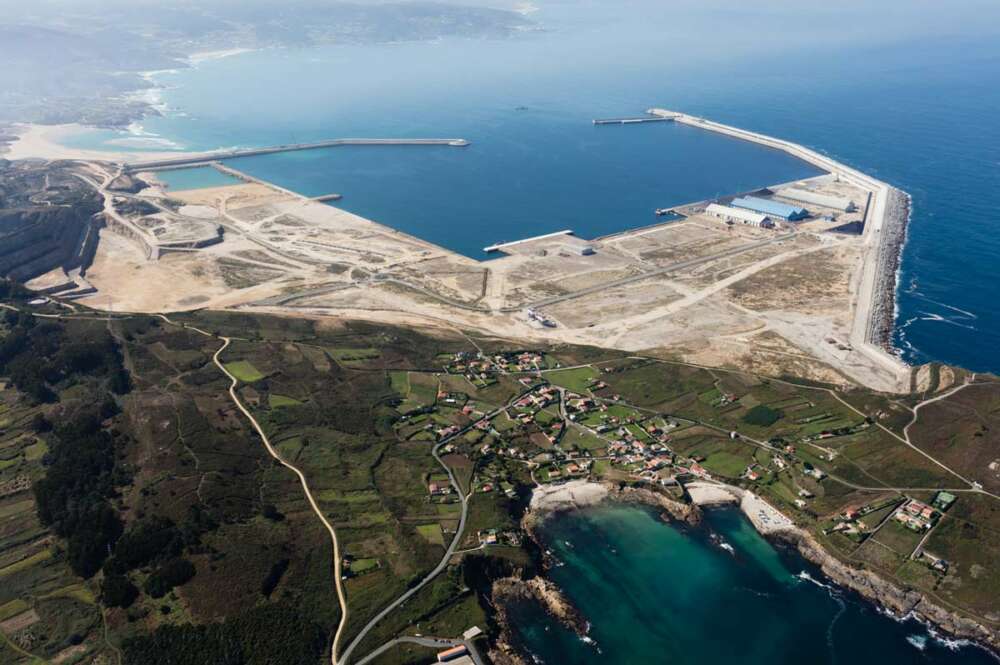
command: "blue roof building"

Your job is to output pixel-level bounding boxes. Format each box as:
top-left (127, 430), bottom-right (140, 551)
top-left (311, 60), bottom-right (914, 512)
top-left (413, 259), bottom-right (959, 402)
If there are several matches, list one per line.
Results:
top-left (730, 196), bottom-right (808, 221)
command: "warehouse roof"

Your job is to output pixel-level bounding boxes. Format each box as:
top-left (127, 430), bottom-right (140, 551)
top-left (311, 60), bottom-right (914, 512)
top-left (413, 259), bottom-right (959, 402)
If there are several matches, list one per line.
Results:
top-left (705, 203), bottom-right (768, 224)
top-left (731, 196), bottom-right (808, 219)
top-left (778, 187), bottom-right (856, 212)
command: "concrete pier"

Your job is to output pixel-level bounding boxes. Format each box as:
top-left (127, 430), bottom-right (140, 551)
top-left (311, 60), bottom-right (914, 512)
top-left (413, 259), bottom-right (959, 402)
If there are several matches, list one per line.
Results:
top-left (124, 138), bottom-right (470, 172)
top-left (484, 230), bottom-right (574, 253)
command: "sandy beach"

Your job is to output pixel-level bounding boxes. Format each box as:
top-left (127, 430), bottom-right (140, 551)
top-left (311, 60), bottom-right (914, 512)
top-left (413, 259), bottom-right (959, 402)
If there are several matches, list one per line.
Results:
top-left (740, 491), bottom-right (795, 535)
top-left (529, 480), bottom-right (608, 513)
top-left (686, 481), bottom-right (741, 505)
top-left (1, 48), bottom-right (255, 163)
top-left (1, 123), bottom-right (205, 163)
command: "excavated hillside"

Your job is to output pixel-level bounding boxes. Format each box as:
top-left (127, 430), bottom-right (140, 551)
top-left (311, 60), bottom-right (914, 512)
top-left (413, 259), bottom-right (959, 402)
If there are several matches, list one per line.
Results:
top-left (0, 159), bottom-right (103, 281)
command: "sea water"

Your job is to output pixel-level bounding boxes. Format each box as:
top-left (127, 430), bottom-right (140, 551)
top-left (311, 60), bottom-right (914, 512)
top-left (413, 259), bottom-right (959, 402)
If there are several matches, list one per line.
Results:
top-left (512, 504), bottom-right (996, 664)
top-left (154, 165), bottom-right (242, 191)
top-left (222, 121), bottom-right (821, 259)
top-left (61, 2), bottom-right (1000, 371)
top-left (52, 3), bottom-right (1000, 658)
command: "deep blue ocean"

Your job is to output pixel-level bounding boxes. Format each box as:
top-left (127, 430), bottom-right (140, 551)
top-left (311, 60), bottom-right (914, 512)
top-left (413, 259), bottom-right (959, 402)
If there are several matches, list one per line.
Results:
top-left (61, 4), bottom-right (1000, 659)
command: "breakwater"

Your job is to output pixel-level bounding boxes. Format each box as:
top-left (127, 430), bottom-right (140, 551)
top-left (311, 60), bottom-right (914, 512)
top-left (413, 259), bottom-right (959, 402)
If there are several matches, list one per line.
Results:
top-left (592, 117), bottom-right (671, 125)
top-left (647, 107), bottom-right (911, 387)
top-left (123, 138), bottom-right (470, 172)
top-left (868, 188), bottom-right (911, 353)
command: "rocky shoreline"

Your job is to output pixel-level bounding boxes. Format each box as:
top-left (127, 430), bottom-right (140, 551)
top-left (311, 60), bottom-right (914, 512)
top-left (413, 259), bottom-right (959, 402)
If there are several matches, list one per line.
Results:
top-left (492, 478), bottom-right (998, 661)
top-left (489, 576), bottom-right (590, 665)
top-left (776, 529), bottom-right (1000, 653)
top-left (602, 482), bottom-right (703, 526)
top-left (870, 186), bottom-right (912, 354)
top-left (489, 480), bottom-right (701, 663)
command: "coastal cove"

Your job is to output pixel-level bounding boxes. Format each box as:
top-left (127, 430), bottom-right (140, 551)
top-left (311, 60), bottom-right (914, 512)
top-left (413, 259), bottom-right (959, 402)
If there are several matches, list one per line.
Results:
top-left (506, 502), bottom-right (997, 665)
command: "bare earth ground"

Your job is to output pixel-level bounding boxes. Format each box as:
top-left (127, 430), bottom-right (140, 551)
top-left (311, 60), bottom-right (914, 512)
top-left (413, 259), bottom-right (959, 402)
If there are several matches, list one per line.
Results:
top-left (61, 160), bottom-right (911, 392)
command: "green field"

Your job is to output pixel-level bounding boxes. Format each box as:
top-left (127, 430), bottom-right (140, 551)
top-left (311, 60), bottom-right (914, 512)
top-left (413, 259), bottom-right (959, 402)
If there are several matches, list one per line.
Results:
top-left (0, 599), bottom-right (28, 621)
top-left (330, 347), bottom-right (381, 365)
top-left (269, 393), bottom-right (303, 408)
top-left (224, 360), bottom-right (266, 382)
top-left (351, 558), bottom-right (380, 574)
top-left (0, 549), bottom-right (51, 579)
top-left (544, 366), bottom-right (599, 393)
top-left (23, 439), bottom-right (47, 461)
top-left (416, 523), bottom-right (445, 546)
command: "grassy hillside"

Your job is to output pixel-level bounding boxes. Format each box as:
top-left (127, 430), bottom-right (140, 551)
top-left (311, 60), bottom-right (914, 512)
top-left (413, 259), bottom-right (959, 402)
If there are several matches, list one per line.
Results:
top-left (0, 293), bottom-right (998, 663)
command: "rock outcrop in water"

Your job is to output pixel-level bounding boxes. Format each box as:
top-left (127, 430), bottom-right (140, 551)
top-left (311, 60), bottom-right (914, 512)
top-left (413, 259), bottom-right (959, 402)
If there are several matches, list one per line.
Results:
top-left (524, 479), bottom-right (701, 528)
top-left (778, 529), bottom-right (1000, 652)
top-left (490, 576), bottom-right (589, 665)
top-left (607, 482), bottom-right (703, 526)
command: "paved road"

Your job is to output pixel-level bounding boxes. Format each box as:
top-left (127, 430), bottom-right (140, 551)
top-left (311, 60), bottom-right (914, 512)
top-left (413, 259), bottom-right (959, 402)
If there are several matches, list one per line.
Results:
top-left (354, 635), bottom-right (485, 665)
top-left (336, 438), bottom-right (471, 664)
top-left (340, 387), bottom-right (535, 664)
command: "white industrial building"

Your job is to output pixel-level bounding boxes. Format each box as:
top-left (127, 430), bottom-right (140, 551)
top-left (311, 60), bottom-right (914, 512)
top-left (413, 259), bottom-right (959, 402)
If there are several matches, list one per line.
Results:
top-left (705, 203), bottom-right (774, 228)
top-left (777, 187), bottom-right (857, 212)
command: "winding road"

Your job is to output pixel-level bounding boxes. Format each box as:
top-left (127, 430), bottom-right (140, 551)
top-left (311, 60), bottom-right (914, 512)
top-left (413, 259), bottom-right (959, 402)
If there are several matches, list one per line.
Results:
top-left (210, 337), bottom-right (350, 663)
top-left (339, 385), bottom-right (535, 664)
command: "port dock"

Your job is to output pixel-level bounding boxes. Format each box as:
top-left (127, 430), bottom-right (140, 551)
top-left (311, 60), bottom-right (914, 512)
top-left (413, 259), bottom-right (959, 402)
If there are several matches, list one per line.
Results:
top-left (593, 117), bottom-right (672, 125)
top-left (484, 230), bottom-right (574, 253)
top-left (124, 138), bottom-right (470, 172)
top-left (644, 106), bottom-right (910, 390)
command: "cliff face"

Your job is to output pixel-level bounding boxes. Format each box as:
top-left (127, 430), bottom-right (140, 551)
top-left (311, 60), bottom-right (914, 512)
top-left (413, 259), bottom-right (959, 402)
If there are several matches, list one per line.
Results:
top-left (0, 161), bottom-right (103, 281)
top-left (780, 530), bottom-right (1000, 651)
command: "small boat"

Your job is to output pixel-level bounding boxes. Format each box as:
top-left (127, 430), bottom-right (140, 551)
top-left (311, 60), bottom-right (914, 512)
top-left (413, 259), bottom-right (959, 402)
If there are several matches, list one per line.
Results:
top-left (655, 208), bottom-right (672, 216)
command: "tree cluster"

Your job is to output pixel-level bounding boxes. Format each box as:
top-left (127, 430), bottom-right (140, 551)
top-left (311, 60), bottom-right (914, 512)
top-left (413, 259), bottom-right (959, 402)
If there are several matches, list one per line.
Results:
top-left (122, 603), bottom-right (328, 665)
top-left (34, 409), bottom-right (125, 577)
top-left (0, 312), bottom-right (129, 402)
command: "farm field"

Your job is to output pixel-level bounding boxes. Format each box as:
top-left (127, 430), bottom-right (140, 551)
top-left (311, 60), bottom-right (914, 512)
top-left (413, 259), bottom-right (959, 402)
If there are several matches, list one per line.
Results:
top-left (0, 296), bottom-right (998, 664)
